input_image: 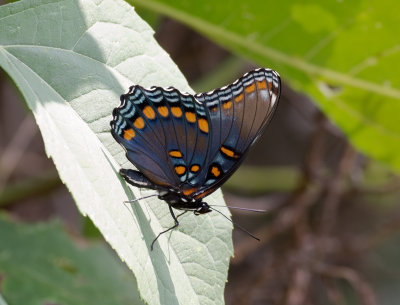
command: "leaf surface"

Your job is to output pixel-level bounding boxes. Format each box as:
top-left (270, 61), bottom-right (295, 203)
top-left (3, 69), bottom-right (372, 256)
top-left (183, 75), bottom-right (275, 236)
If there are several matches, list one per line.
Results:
top-left (0, 1), bottom-right (233, 304)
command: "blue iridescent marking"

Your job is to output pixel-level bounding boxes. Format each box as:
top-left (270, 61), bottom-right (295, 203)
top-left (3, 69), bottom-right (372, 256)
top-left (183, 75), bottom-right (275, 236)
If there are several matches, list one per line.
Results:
top-left (119, 102), bottom-right (135, 117)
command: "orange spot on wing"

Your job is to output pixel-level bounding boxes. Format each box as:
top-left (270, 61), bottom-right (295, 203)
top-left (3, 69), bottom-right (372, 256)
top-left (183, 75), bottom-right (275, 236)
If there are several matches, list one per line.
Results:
top-left (175, 165), bottom-right (186, 175)
top-left (169, 150), bottom-right (182, 158)
top-left (220, 146), bottom-right (238, 158)
top-left (123, 128), bottom-right (135, 140)
top-left (194, 187), bottom-right (216, 200)
top-left (143, 105), bottom-right (155, 119)
top-left (171, 106), bottom-right (182, 118)
top-left (257, 80), bottom-right (267, 90)
top-left (210, 106), bottom-right (218, 112)
top-left (211, 166), bottom-right (220, 177)
top-left (190, 165), bottom-right (200, 172)
top-left (223, 101), bottom-right (232, 110)
top-left (245, 83), bottom-right (255, 93)
top-left (235, 93), bottom-right (243, 103)
top-left (198, 118), bottom-right (209, 133)
top-left (158, 106), bottom-right (169, 117)
top-left (185, 112), bottom-right (196, 123)
top-left (183, 188), bottom-right (197, 196)
top-left (134, 117), bottom-right (145, 129)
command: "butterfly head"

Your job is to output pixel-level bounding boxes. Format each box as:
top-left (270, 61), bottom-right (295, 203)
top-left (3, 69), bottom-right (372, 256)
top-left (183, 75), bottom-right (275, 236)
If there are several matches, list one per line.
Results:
top-left (193, 202), bottom-right (212, 215)
top-left (157, 189), bottom-right (211, 214)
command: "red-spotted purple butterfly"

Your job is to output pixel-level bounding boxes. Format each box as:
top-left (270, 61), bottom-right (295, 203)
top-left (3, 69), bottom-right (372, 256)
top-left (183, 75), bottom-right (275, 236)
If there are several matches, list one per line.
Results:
top-left (111, 68), bottom-right (280, 249)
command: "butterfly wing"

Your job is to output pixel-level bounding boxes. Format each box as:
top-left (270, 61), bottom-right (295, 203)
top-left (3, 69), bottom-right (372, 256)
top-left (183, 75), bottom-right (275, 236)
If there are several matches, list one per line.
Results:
top-left (182, 68), bottom-right (281, 199)
top-left (110, 85), bottom-right (211, 190)
top-left (111, 68), bottom-right (280, 200)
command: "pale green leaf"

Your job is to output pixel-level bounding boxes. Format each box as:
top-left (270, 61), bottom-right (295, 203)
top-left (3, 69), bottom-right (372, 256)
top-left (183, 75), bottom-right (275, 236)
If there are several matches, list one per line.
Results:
top-left (0, 1), bottom-right (233, 304)
top-left (133, 0), bottom-right (400, 172)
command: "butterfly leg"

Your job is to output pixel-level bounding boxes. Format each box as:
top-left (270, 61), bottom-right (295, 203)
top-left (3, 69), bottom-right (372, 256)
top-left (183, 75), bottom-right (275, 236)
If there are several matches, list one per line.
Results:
top-left (151, 205), bottom-right (179, 251)
top-left (120, 168), bottom-right (159, 189)
top-left (176, 211), bottom-right (188, 219)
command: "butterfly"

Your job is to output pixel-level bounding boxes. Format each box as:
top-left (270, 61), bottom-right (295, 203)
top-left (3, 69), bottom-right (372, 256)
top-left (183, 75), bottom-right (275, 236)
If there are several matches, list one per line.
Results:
top-left (110, 68), bottom-right (281, 249)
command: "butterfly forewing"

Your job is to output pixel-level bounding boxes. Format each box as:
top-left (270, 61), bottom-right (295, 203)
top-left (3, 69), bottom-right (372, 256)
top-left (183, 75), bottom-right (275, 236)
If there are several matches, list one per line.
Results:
top-left (111, 86), bottom-right (212, 190)
top-left (190, 68), bottom-right (281, 199)
top-left (111, 87), bottom-right (180, 187)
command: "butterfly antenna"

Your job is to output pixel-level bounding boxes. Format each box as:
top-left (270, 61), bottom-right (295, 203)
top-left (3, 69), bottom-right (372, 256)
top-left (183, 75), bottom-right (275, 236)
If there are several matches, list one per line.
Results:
top-left (209, 207), bottom-right (260, 241)
top-left (209, 204), bottom-right (267, 213)
top-left (124, 193), bottom-right (158, 204)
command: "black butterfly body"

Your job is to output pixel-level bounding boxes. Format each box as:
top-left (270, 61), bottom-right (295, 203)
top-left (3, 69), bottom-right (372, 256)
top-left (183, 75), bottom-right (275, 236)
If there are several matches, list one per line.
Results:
top-left (110, 68), bottom-right (280, 249)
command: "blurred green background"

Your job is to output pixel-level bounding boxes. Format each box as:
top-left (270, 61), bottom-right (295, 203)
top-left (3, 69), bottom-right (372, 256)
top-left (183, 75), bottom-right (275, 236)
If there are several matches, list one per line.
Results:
top-left (1, 0), bottom-right (400, 305)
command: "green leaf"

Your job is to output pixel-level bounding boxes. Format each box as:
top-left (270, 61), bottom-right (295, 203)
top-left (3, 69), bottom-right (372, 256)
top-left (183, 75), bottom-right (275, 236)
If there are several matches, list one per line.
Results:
top-left (0, 1), bottom-right (233, 305)
top-left (0, 214), bottom-right (143, 305)
top-left (132, 0), bottom-right (400, 173)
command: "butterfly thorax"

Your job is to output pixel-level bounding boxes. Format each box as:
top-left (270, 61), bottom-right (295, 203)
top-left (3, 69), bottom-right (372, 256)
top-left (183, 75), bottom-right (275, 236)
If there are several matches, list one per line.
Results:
top-left (117, 168), bottom-right (211, 214)
top-left (158, 190), bottom-right (211, 214)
